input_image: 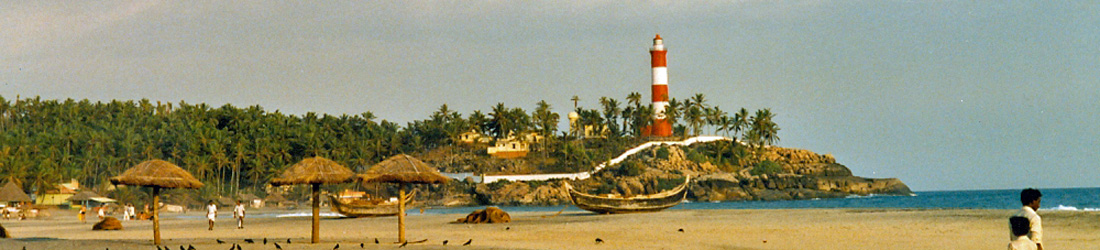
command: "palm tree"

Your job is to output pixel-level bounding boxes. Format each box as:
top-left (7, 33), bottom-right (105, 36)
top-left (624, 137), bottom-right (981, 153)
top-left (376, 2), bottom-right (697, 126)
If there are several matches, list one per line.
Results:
top-left (733, 108), bottom-right (749, 140)
top-left (532, 100), bottom-right (559, 137)
top-left (664, 98), bottom-right (682, 133)
top-left (598, 97), bottom-right (621, 137)
top-left (747, 109), bottom-right (780, 149)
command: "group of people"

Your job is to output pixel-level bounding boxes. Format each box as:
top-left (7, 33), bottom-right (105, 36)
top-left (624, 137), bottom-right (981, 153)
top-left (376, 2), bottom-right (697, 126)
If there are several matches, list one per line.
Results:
top-left (207, 200), bottom-right (246, 230)
top-left (1008, 188), bottom-right (1043, 250)
top-left (120, 204), bottom-right (137, 220)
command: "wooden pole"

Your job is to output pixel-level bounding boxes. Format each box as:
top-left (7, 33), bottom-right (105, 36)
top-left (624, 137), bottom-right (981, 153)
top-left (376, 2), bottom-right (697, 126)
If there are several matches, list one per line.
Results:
top-left (398, 184), bottom-right (406, 243)
top-left (311, 183), bottom-right (320, 244)
top-left (152, 186), bottom-right (161, 245)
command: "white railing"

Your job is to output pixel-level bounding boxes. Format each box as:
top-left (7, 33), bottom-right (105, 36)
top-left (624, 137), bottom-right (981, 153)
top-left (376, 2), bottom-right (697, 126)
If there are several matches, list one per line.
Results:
top-left (475, 135), bottom-right (732, 183)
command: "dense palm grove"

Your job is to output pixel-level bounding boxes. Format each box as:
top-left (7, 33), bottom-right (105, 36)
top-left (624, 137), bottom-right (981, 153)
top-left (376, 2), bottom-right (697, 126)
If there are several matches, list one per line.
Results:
top-left (0, 93), bottom-right (779, 202)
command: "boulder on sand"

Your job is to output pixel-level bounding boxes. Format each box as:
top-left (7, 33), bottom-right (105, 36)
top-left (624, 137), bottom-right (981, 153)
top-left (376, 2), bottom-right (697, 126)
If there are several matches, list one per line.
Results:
top-left (456, 207), bottom-right (511, 224)
top-left (93, 217), bottom-right (123, 230)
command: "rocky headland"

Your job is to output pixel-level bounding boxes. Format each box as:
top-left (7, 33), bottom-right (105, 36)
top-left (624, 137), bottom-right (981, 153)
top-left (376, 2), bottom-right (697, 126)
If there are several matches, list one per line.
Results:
top-left (412, 141), bottom-right (911, 207)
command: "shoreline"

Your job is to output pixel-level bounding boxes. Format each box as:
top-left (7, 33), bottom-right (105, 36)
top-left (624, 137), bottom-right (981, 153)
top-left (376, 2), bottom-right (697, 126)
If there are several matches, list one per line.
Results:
top-left (2, 208), bottom-right (1098, 249)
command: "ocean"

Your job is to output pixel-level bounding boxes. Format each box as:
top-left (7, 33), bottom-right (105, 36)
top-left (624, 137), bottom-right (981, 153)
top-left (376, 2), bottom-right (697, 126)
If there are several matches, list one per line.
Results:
top-left (176, 187), bottom-right (1100, 219)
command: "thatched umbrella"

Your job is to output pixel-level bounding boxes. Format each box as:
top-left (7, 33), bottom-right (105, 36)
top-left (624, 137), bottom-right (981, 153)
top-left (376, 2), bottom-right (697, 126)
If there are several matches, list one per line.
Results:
top-left (0, 182), bottom-right (32, 204)
top-left (109, 159), bottom-right (203, 245)
top-left (270, 157), bottom-right (355, 244)
top-left (358, 154), bottom-right (449, 243)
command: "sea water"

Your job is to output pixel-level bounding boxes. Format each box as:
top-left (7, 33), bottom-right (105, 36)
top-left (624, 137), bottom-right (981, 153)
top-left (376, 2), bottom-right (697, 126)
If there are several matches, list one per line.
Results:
top-left (169, 187), bottom-right (1100, 219)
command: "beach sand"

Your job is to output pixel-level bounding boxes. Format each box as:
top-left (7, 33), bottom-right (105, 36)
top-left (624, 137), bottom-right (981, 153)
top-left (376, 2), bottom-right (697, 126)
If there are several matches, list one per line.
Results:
top-left (1, 208), bottom-right (1098, 250)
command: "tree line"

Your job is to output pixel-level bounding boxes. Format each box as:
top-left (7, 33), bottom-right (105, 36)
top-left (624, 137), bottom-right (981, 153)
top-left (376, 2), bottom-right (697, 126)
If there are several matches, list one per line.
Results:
top-left (0, 93), bottom-right (778, 198)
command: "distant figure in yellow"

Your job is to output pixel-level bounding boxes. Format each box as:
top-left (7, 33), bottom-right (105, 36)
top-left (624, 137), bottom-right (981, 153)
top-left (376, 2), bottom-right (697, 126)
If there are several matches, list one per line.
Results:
top-left (233, 200), bottom-right (245, 229)
top-left (78, 206), bottom-right (87, 223)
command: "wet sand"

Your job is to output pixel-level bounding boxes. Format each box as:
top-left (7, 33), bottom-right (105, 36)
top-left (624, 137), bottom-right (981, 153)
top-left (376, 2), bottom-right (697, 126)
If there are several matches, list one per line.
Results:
top-left (1, 208), bottom-right (1098, 249)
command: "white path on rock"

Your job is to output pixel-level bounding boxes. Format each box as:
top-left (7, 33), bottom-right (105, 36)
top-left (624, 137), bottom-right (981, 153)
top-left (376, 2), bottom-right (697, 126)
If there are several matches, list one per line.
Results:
top-left (481, 136), bottom-right (732, 183)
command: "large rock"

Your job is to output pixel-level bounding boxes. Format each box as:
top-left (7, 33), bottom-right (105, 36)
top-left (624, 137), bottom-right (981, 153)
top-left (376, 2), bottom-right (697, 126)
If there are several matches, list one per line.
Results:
top-left (93, 217), bottom-right (123, 230)
top-left (456, 207), bottom-right (510, 224)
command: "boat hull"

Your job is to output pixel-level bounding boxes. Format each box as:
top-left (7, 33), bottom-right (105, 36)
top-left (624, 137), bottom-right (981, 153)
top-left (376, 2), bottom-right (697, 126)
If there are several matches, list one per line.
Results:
top-left (565, 176), bottom-right (690, 214)
top-left (328, 193), bottom-right (413, 218)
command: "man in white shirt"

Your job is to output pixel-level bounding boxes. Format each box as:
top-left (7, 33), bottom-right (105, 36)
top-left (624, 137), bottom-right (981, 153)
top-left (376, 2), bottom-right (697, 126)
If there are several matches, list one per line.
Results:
top-left (206, 200), bottom-right (217, 230)
top-left (233, 200), bottom-right (245, 229)
top-left (1012, 188), bottom-right (1042, 250)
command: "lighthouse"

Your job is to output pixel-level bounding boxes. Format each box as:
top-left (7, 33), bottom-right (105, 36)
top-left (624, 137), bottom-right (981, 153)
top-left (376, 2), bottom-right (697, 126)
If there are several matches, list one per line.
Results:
top-left (650, 34), bottom-right (672, 137)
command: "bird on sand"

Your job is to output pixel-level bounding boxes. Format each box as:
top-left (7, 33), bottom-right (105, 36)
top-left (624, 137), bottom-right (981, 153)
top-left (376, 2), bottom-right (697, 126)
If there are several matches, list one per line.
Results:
top-left (442, 240), bottom-right (448, 245)
top-left (505, 227), bottom-right (510, 230)
top-left (227, 244), bottom-right (236, 250)
top-left (678, 228), bottom-right (684, 232)
top-left (263, 238), bottom-right (267, 245)
top-left (236, 244), bottom-right (242, 250)
top-left (334, 243), bottom-right (340, 250)
top-left (188, 245), bottom-right (196, 250)
top-left (157, 246), bottom-right (162, 250)
top-left (595, 238), bottom-right (604, 244)
top-left (398, 241), bottom-right (407, 248)
top-left (374, 238), bottom-right (379, 244)
top-left (462, 239), bottom-right (472, 246)
top-left (216, 239), bottom-right (225, 244)
top-left (287, 239), bottom-right (291, 244)
top-left (244, 239), bottom-right (254, 244)
top-left (274, 242), bottom-right (282, 250)
top-left (360, 242), bottom-right (364, 248)
top-left (178, 245), bottom-right (185, 250)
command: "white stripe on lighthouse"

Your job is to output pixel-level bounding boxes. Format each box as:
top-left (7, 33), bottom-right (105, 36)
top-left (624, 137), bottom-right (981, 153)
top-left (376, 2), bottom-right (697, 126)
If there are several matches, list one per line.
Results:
top-left (652, 67), bottom-right (668, 85)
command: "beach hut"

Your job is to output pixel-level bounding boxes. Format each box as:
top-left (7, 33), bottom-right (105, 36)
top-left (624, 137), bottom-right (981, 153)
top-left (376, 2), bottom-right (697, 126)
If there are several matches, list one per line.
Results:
top-left (264, 193), bottom-right (293, 208)
top-left (237, 193), bottom-right (263, 208)
top-left (67, 191), bottom-right (117, 209)
top-left (358, 154), bottom-right (449, 243)
top-left (0, 182), bottom-right (32, 207)
top-left (109, 159), bottom-right (204, 245)
top-left (270, 157), bottom-right (356, 244)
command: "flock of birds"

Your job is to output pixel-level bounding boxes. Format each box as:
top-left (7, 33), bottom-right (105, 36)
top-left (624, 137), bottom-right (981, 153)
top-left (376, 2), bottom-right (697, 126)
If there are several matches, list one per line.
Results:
top-left (27, 228), bottom-right (693, 249)
top-left (147, 237), bottom-right (474, 250)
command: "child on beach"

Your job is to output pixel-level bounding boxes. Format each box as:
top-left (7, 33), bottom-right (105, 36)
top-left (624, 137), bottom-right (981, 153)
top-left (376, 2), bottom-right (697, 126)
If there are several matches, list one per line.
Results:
top-left (78, 206), bottom-right (86, 223)
top-left (97, 206), bottom-right (105, 220)
top-left (206, 200), bottom-right (217, 230)
top-left (1012, 188), bottom-right (1043, 250)
top-left (233, 200), bottom-right (245, 229)
top-left (1009, 216), bottom-right (1036, 250)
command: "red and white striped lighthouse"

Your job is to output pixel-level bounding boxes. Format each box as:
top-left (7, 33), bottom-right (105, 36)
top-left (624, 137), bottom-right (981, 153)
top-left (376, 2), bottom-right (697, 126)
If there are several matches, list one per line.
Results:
top-left (650, 34), bottom-right (672, 137)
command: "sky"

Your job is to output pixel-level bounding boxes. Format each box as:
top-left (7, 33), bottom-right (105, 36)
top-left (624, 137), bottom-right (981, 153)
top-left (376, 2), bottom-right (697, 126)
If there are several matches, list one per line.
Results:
top-left (3, 1), bottom-right (1098, 191)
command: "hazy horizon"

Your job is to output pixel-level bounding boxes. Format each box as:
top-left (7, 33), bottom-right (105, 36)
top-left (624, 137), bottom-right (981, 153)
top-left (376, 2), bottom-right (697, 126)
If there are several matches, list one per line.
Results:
top-left (3, 1), bottom-right (1098, 191)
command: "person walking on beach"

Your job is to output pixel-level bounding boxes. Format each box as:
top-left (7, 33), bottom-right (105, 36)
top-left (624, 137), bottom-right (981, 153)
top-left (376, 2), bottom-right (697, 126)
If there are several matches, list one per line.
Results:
top-left (97, 206), bottom-right (105, 220)
top-left (122, 203), bottom-right (132, 221)
top-left (1008, 216), bottom-right (1037, 250)
top-left (1012, 188), bottom-right (1043, 250)
top-left (233, 200), bottom-right (245, 229)
top-left (206, 200), bottom-right (217, 230)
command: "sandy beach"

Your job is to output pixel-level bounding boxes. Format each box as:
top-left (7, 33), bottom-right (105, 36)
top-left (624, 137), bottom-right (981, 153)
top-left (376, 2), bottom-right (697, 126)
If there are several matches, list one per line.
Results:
top-left (1, 208), bottom-right (1098, 250)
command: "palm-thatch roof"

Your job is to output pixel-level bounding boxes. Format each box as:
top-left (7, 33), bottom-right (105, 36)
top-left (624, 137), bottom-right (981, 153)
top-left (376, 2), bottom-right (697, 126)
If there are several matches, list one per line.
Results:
top-left (0, 182), bottom-right (32, 203)
top-left (238, 193), bottom-right (261, 201)
top-left (66, 190), bottom-right (102, 202)
top-left (358, 154), bottom-right (449, 184)
top-left (270, 157), bottom-right (356, 186)
top-left (264, 193), bottom-right (289, 203)
top-left (109, 160), bottom-right (204, 189)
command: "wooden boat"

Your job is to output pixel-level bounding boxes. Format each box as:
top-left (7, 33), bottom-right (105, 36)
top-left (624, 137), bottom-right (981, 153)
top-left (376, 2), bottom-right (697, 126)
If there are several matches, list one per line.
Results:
top-left (328, 190), bottom-right (415, 218)
top-left (563, 176), bottom-right (691, 214)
